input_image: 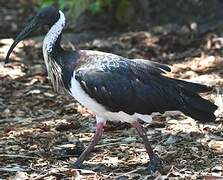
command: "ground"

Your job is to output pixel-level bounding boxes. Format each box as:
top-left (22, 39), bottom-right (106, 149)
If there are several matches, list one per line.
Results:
top-left (0, 2), bottom-right (223, 180)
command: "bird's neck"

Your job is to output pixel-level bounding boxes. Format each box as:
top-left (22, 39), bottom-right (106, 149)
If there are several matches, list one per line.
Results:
top-left (43, 10), bottom-right (65, 67)
top-left (42, 10), bottom-right (66, 92)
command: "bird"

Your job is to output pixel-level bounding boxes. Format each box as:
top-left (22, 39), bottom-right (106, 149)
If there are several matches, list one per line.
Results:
top-left (5, 6), bottom-right (218, 173)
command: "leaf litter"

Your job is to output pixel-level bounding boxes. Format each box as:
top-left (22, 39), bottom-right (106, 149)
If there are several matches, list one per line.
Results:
top-left (0, 15), bottom-right (223, 180)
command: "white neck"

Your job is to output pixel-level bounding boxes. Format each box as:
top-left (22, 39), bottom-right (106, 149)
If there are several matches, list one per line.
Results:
top-left (43, 11), bottom-right (65, 66)
top-left (42, 10), bottom-right (65, 92)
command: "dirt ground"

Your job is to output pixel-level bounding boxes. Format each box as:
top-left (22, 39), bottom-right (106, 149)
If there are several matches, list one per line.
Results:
top-left (0, 2), bottom-right (223, 180)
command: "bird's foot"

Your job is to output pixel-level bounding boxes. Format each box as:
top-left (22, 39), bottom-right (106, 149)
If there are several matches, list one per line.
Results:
top-left (146, 154), bottom-right (162, 174)
top-left (71, 161), bottom-right (84, 169)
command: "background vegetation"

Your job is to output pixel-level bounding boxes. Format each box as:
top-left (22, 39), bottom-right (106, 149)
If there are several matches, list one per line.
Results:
top-left (39, 0), bottom-right (223, 30)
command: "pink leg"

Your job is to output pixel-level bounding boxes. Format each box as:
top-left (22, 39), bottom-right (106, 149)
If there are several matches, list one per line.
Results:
top-left (132, 121), bottom-right (162, 173)
top-left (74, 122), bottom-right (104, 167)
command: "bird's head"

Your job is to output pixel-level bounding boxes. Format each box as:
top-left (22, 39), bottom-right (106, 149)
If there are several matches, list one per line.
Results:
top-left (5, 6), bottom-right (60, 63)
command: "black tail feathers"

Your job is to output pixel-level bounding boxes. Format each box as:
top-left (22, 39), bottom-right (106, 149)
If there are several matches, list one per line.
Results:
top-left (180, 89), bottom-right (218, 122)
top-left (174, 79), bottom-right (213, 93)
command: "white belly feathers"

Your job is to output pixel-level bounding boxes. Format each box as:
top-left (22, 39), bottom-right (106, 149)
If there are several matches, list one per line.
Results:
top-left (70, 72), bottom-right (153, 124)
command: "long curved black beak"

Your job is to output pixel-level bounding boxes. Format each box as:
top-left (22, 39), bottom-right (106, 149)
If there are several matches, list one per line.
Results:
top-left (5, 19), bottom-right (40, 64)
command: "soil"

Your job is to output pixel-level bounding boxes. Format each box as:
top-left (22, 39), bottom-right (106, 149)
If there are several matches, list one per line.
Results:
top-left (0, 2), bottom-right (223, 180)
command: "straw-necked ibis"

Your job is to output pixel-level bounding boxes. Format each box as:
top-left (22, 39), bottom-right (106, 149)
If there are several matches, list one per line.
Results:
top-left (5, 6), bottom-right (218, 173)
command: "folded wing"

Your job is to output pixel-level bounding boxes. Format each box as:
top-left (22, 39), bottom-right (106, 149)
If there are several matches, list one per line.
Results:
top-left (74, 57), bottom-right (217, 122)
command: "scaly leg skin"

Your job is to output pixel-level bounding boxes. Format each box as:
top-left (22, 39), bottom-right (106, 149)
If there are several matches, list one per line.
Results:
top-left (73, 122), bottom-right (104, 168)
top-left (132, 121), bottom-right (162, 174)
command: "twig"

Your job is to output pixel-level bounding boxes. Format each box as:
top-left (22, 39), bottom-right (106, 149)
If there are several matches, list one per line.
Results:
top-left (0, 154), bottom-right (38, 159)
top-left (113, 167), bottom-right (146, 179)
top-left (96, 137), bottom-right (136, 148)
top-left (32, 171), bottom-right (62, 180)
top-left (96, 142), bottom-right (129, 148)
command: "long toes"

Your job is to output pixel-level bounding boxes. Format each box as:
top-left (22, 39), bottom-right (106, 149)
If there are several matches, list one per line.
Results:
top-left (146, 154), bottom-right (162, 174)
top-left (71, 161), bottom-right (84, 169)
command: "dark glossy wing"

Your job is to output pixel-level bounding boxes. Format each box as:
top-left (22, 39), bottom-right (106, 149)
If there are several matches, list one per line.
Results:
top-left (75, 57), bottom-right (177, 114)
top-left (74, 56), bottom-right (217, 122)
